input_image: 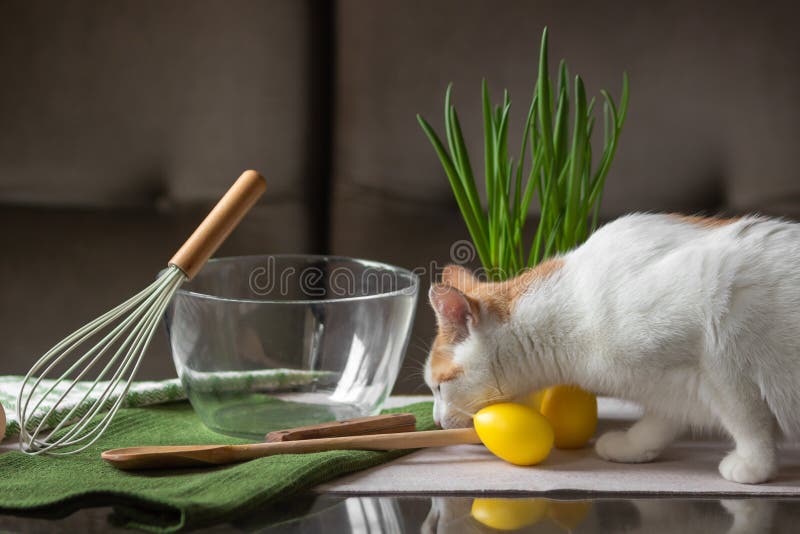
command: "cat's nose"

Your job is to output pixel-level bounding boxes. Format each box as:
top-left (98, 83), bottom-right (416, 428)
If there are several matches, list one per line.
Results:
top-left (433, 415), bottom-right (441, 427)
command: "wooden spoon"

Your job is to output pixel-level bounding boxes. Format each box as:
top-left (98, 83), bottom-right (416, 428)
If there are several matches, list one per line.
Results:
top-left (102, 428), bottom-right (481, 470)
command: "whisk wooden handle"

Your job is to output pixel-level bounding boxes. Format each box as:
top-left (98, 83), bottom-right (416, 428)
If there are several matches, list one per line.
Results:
top-left (169, 170), bottom-right (267, 279)
top-left (101, 428), bottom-right (481, 470)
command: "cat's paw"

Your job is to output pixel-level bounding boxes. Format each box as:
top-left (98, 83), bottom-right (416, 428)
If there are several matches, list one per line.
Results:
top-left (595, 431), bottom-right (661, 463)
top-left (718, 452), bottom-right (776, 484)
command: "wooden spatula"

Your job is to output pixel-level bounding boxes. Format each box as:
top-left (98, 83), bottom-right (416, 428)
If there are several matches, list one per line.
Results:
top-left (102, 413), bottom-right (481, 470)
top-left (102, 428), bottom-right (480, 470)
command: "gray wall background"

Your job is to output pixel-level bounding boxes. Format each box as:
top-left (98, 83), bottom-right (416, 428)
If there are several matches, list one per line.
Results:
top-left (1, 0), bottom-right (798, 392)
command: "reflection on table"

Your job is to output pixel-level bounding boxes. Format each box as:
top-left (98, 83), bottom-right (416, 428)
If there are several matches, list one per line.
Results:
top-left (0, 495), bottom-right (796, 532)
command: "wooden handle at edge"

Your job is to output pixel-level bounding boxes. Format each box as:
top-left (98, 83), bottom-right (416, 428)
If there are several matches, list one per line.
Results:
top-left (169, 170), bottom-right (267, 279)
top-left (102, 428), bottom-right (481, 470)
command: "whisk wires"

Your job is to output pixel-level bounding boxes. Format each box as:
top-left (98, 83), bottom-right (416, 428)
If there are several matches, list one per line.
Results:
top-left (17, 266), bottom-right (186, 455)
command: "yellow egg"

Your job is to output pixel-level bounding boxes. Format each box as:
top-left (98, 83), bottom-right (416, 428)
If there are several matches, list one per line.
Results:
top-left (473, 402), bottom-right (554, 466)
top-left (525, 389), bottom-right (546, 411)
top-left (539, 385), bottom-right (598, 449)
top-left (471, 498), bottom-right (548, 531)
top-left (547, 500), bottom-right (592, 530)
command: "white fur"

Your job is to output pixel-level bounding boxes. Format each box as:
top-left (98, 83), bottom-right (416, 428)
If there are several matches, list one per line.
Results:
top-left (427, 213), bottom-right (800, 484)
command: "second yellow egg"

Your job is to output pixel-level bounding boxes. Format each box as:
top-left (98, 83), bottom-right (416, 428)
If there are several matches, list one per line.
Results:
top-left (538, 385), bottom-right (598, 449)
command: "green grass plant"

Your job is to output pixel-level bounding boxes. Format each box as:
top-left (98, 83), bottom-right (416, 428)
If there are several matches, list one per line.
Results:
top-left (418, 28), bottom-right (629, 280)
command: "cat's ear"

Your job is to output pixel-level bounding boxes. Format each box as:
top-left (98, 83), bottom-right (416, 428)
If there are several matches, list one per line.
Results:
top-left (429, 283), bottom-right (479, 337)
top-left (441, 264), bottom-right (478, 293)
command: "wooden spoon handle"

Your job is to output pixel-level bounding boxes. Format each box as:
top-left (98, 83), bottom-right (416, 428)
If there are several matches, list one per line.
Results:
top-left (265, 413), bottom-right (417, 442)
top-left (168, 170), bottom-right (266, 279)
top-left (102, 428), bottom-right (481, 470)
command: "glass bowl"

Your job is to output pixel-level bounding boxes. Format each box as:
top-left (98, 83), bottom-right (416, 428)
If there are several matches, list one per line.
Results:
top-left (164, 254), bottom-right (419, 439)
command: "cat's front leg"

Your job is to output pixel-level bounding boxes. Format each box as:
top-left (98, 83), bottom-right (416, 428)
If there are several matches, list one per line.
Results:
top-left (595, 413), bottom-right (682, 463)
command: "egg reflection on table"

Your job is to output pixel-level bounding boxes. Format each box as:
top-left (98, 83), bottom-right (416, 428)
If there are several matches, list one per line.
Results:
top-left (470, 498), bottom-right (548, 530)
top-left (469, 498), bottom-right (593, 532)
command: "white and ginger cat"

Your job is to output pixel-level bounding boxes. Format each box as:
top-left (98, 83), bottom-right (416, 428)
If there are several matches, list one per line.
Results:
top-left (425, 213), bottom-right (800, 484)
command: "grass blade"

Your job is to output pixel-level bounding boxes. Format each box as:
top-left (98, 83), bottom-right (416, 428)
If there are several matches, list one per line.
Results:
top-left (448, 105), bottom-right (487, 237)
top-left (537, 27), bottom-right (554, 173)
top-left (564, 76), bottom-right (587, 241)
top-left (417, 114), bottom-right (490, 265)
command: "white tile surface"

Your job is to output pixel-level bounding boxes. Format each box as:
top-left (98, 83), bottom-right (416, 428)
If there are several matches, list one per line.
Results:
top-left (319, 397), bottom-right (800, 496)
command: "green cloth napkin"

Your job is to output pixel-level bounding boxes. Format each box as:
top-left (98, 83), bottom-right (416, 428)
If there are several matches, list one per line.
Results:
top-left (0, 400), bottom-right (435, 532)
top-left (0, 370), bottom-right (334, 438)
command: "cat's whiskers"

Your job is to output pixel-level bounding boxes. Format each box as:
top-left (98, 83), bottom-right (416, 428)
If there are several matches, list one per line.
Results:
top-left (457, 392), bottom-right (510, 417)
top-left (480, 383), bottom-right (510, 404)
top-left (410, 381), bottom-right (430, 394)
top-left (443, 400), bottom-right (477, 419)
top-left (410, 335), bottom-right (432, 355)
top-left (403, 367), bottom-right (426, 381)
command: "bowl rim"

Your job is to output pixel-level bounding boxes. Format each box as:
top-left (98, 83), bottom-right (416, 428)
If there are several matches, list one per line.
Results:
top-left (170, 253), bottom-right (420, 305)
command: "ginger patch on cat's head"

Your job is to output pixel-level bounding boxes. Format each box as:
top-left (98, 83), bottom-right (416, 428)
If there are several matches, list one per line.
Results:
top-left (426, 260), bottom-right (564, 384)
top-left (437, 260), bottom-right (564, 321)
top-left (429, 336), bottom-right (464, 383)
top-left (441, 264), bottom-right (479, 293)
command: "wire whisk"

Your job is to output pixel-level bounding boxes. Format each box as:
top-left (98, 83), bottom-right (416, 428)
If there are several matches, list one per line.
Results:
top-left (17, 170), bottom-right (266, 455)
